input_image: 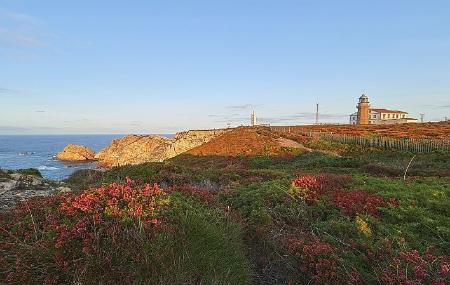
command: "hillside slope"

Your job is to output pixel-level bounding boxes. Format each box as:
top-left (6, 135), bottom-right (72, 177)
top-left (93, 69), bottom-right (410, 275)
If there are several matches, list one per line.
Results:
top-left (187, 127), bottom-right (305, 157)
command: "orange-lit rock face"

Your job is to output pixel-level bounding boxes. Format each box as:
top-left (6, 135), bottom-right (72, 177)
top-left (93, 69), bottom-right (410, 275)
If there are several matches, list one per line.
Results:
top-left (56, 144), bottom-right (96, 161)
top-left (94, 129), bottom-right (229, 167)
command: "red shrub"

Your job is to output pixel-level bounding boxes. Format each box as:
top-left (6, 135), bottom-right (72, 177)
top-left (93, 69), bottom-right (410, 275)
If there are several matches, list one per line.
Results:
top-left (292, 175), bottom-right (321, 191)
top-left (291, 173), bottom-right (397, 217)
top-left (285, 236), bottom-right (361, 285)
top-left (291, 173), bottom-right (353, 203)
top-left (1, 179), bottom-right (167, 284)
top-left (377, 250), bottom-right (450, 285)
top-left (316, 173), bottom-right (354, 192)
top-left (291, 175), bottom-right (322, 202)
top-left (331, 190), bottom-right (386, 217)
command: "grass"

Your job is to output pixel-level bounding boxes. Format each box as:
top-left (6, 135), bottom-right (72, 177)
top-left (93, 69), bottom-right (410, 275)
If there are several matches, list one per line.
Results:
top-left (2, 140), bottom-right (449, 284)
top-left (0, 184), bottom-right (250, 284)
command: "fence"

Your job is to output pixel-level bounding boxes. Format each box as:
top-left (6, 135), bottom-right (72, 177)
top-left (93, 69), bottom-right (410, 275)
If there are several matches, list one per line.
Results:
top-left (270, 126), bottom-right (450, 153)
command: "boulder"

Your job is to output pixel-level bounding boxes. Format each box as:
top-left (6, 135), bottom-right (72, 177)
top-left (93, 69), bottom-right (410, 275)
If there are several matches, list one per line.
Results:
top-left (56, 144), bottom-right (95, 161)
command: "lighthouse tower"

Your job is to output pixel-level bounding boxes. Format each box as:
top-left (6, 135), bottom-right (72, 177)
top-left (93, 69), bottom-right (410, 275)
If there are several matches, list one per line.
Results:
top-left (357, 93), bottom-right (370, 125)
top-left (251, 110), bottom-right (257, 126)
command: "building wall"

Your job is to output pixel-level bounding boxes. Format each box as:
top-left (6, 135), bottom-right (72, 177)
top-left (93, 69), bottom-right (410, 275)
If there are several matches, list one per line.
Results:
top-left (350, 110), bottom-right (415, 125)
top-left (350, 113), bottom-right (357, 124)
top-left (380, 112), bottom-right (407, 120)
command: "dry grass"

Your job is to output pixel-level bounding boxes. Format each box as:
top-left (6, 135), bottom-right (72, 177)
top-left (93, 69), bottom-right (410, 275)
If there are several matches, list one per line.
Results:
top-left (187, 126), bottom-right (300, 157)
top-left (277, 121), bottom-right (450, 139)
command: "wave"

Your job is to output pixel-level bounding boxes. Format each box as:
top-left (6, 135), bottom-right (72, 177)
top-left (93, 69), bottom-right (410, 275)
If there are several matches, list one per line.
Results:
top-left (38, 166), bottom-right (59, 171)
top-left (18, 152), bottom-right (35, 156)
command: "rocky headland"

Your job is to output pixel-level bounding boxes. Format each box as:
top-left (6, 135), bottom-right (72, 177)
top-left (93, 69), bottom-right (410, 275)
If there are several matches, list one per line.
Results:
top-left (56, 144), bottom-right (96, 161)
top-left (55, 127), bottom-right (311, 168)
top-left (94, 129), bottom-right (229, 167)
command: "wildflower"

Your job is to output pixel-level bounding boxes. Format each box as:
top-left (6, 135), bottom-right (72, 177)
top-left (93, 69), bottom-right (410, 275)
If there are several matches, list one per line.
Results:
top-left (355, 216), bottom-right (372, 237)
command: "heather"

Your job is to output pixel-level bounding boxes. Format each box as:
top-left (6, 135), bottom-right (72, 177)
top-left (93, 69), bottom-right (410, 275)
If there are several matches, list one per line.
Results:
top-left (1, 143), bottom-right (449, 284)
top-left (1, 180), bottom-right (250, 284)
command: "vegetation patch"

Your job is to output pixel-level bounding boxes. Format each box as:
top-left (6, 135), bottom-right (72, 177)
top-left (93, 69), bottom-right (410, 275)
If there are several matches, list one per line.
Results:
top-left (0, 179), bottom-right (250, 284)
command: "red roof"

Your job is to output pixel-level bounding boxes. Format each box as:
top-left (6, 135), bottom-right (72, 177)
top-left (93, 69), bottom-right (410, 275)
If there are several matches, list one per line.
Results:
top-left (370, 108), bottom-right (408, 114)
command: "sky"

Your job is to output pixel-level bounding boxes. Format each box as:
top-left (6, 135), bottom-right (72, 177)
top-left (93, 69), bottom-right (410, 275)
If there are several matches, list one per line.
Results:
top-left (0, 0), bottom-right (449, 134)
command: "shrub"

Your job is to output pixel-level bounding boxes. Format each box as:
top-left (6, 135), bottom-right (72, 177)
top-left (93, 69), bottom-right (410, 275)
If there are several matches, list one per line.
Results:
top-left (284, 236), bottom-right (362, 285)
top-left (0, 179), bottom-right (250, 284)
top-left (331, 190), bottom-right (387, 217)
top-left (361, 163), bottom-right (403, 177)
top-left (376, 249), bottom-right (450, 285)
top-left (291, 173), bottom-right (400, 217)
top-left (291, 173), bottom-right (354, 203)
top-left (7, 168), bottom-right (42, 177)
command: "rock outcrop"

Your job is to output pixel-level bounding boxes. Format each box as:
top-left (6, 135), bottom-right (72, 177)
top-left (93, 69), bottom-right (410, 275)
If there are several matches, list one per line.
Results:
top-left (0, 169), bottom-right (71, 212)
top-left (95, 129), bottom-right (228, 167)
top-left (56, 144), bottom-right (96, 161)
top-left (95, 135), bottom-right (172, 167)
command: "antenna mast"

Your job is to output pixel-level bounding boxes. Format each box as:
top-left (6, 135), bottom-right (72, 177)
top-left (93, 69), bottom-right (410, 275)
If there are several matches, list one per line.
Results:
top-left (315, 103), bottom-right (319, 125)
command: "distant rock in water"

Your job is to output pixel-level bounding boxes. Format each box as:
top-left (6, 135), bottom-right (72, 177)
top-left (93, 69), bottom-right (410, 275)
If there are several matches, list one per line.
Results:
top-left (56, 144), bottom-right (96, 161)
top-left (95, 129), bottom-right (228, 167)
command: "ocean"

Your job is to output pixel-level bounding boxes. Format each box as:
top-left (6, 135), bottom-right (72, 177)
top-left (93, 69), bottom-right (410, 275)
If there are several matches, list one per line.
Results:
top-left (0, 135), bottom-right (127, 181)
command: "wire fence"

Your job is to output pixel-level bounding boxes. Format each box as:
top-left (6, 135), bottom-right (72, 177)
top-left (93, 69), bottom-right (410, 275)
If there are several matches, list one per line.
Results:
top-left (270, 126), bottom-right (450, 153)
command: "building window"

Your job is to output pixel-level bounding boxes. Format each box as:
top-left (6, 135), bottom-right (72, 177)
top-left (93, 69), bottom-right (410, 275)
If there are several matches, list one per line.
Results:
top-left (383, 114), bottom-right (386, 119)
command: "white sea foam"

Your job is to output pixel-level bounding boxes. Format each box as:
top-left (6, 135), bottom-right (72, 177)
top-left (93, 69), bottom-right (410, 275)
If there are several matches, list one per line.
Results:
top-left (38, 166), bottom-right (59, 171)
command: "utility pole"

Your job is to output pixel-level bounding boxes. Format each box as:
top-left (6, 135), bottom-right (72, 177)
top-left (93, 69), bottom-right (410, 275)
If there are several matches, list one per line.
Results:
top-left (315, 103), bottom-right (319, 125)
top-left (420, 113), bottom-right (425, 123)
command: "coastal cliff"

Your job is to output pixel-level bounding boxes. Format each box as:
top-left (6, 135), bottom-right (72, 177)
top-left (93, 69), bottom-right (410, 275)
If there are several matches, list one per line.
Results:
top-left (95, 129), bottom-right (228, 167)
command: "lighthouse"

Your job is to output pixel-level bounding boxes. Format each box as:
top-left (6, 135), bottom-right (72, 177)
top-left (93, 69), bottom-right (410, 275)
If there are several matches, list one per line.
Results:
top-left (357, 93), bottom-right (370, 125)
top-left (251, 110), bottom-right (257, 126)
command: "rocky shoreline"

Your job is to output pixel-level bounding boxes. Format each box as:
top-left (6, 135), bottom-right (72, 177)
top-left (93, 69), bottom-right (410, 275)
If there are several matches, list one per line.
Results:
top-left (0, 169), bottom-right (72, 212)
top-left (56, 129), bottom-right (229, 167)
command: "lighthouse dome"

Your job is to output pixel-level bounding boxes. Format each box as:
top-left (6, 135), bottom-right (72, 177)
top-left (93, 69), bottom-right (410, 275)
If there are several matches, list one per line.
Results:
top-left (359, 93), bottom-right (369, 103)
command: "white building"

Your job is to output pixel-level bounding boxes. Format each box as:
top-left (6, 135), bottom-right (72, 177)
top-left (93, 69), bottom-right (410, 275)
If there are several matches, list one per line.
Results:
top-left (350, 108), bottom-right (418, 125)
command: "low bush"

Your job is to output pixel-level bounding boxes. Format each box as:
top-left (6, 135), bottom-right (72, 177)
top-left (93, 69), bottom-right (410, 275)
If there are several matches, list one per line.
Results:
top-left (0, 179), bottom-right (250, 284)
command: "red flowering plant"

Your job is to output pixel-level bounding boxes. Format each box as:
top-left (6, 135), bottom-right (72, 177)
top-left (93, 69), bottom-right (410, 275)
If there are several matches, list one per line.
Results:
top-left (0, 178), bottom-right (169, 284)
top-left (291, 173), bottom-right (398, 217)
top-left (284, 235), bottom-right (362, 285)
top-left (291, 173), bottom-right (354, 203)
top-left (374, 249), bottom-right (450, 285)
top-left (290, 174), bottom-right (322, 202)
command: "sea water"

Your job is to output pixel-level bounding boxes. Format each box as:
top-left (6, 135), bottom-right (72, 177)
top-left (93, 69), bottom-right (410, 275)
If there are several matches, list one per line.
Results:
top-left (0, 135), bottom-right (123, 180)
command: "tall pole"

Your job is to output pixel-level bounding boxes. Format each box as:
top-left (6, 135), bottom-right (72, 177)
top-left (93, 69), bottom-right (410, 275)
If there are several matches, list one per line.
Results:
top-left (315, 103), bottom-right (319, 125)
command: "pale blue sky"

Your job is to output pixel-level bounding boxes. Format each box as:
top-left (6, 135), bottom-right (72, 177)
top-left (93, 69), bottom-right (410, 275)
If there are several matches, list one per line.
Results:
top-left (1, 0), bottom-right (449, 134)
